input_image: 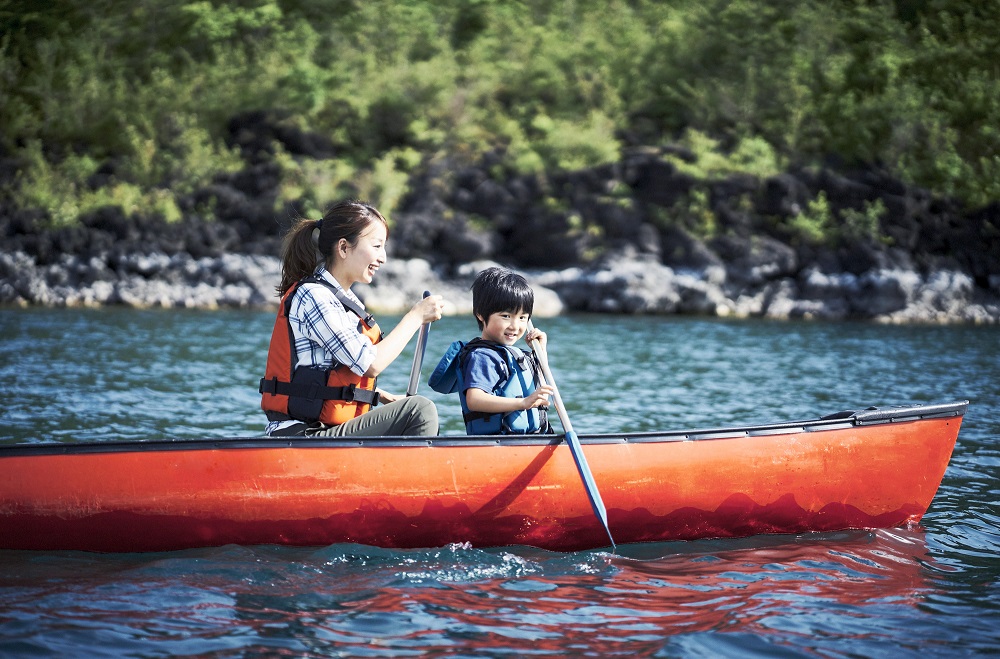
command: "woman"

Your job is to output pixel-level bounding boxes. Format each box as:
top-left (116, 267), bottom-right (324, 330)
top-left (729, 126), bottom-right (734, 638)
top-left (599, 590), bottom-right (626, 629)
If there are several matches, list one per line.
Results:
top-left (260, 200), bottom-right (444, 436)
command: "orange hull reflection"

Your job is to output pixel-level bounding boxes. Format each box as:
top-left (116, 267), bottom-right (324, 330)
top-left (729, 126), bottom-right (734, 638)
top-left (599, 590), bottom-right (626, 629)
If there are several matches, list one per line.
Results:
top-left (350, 530), bottom-right (938, 654)
top-left (214, 530), bottom-right (941, 655)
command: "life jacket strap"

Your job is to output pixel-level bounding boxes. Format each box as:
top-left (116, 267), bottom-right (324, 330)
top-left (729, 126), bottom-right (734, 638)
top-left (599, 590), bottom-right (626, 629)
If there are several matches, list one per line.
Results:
top-left (463, 410), bottom-right (494, 424)
top-left (333, 289), bottom-right (377, 329)
top-left (297, 275), bottom-right (378, 329)
top-left (259, 377), bottom-right (382, 406)
top-left (462, 409), bottom-right (552, 433)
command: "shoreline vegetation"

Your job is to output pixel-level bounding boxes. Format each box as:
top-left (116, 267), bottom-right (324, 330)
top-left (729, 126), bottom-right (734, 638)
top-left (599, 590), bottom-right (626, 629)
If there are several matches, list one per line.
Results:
top-left (2, 1), bottom-right (998, 323)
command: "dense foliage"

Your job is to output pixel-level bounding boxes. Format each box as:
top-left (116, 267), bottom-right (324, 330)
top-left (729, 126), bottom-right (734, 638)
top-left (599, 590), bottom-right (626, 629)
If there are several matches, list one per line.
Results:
top-left (1, 0), bottom-right (998, 229)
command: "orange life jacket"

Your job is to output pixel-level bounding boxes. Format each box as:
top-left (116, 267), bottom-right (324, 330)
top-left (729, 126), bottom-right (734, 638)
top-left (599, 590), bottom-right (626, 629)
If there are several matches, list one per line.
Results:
top-left (259, 275), bottom-right (382, 426)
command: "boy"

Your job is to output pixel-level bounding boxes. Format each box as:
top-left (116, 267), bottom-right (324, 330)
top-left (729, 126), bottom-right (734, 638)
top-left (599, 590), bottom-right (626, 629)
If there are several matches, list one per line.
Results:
top-left (429, 267), bottom-right (554, 434)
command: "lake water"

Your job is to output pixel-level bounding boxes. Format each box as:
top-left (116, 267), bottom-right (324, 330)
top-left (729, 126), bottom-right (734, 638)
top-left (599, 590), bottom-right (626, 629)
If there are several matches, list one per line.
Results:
top-left (1, 308), bottom-right (998, 657)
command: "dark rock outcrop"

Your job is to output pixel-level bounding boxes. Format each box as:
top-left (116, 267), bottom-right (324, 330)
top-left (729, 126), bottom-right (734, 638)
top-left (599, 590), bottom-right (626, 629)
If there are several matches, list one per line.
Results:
top-left (2, 140), bottom-right (998, 324)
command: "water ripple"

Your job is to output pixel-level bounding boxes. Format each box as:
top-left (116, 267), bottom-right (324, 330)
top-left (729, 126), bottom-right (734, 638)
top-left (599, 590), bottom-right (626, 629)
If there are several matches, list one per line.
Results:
top-left (1, 310), bottom-right (998, 656)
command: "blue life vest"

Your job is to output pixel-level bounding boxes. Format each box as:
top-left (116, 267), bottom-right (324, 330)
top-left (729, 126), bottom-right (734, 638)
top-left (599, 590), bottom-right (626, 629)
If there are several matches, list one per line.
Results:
top-left (429, 338), bottom-right (548, 435)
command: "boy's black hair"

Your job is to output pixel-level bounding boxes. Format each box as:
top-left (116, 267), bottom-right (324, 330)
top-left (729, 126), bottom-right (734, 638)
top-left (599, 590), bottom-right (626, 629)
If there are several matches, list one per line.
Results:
top-left (471, 266), bottom-right (534, 330)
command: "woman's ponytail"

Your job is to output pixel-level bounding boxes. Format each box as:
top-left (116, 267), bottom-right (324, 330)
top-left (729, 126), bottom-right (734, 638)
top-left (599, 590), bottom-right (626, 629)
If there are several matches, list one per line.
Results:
top-left (276, 218), bottom-right (321, 296)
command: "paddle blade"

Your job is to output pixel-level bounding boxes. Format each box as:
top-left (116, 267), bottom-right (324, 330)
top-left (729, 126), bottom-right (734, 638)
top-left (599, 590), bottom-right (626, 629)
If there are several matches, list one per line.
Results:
top-left (564, 430), bottom-right (616, 551)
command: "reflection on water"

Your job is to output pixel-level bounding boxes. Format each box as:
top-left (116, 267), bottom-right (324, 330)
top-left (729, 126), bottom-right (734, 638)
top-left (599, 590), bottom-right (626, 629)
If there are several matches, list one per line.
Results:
top-left (0, 308), bottom-right (998, 656)
top-left (0, 530), bottom-right (959, 657)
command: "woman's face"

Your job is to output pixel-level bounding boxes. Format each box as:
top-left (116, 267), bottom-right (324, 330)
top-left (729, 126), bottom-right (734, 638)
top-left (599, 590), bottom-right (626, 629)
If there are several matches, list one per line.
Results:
top-left (336, 221), bottom-right (387, 286)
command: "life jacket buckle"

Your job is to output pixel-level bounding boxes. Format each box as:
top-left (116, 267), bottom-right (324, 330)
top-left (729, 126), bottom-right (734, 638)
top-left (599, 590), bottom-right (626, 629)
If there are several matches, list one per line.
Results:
top-left (259, 376), bottom-right (278, 395)
top-left (343, 383), bottom-right (357, 402)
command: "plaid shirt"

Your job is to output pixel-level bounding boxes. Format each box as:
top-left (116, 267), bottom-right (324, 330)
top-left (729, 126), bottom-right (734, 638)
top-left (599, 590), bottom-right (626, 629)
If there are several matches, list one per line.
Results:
top-left (265, 266), bottom-right (377, 434)
top-left (287, 267), bottom-right (377, 375)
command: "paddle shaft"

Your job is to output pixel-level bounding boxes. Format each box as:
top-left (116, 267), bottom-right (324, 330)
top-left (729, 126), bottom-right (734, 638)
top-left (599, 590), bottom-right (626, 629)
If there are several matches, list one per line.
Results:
top-left (406, 291), bottom-right (432, 396)
top-left (527, 322), bottom-right (616, 551)
top-left (532, 349), bottom-right (572, 435)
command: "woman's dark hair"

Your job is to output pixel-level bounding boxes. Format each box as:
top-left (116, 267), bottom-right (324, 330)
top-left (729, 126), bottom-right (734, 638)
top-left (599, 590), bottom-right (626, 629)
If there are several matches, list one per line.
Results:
top-left (471, 266), bottom-right (534, 329)
top-left (276, 200), bottom-right (388, 295)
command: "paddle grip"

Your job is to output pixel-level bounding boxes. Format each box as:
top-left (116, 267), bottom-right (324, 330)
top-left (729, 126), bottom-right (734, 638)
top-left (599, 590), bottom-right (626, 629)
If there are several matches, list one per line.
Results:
top-left (406, 291), bottom-right (433, 396)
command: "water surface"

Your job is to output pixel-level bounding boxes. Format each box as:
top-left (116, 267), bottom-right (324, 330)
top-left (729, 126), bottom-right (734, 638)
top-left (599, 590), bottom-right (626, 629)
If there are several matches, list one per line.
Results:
top-left (1, 309), bottom-right (997, 656)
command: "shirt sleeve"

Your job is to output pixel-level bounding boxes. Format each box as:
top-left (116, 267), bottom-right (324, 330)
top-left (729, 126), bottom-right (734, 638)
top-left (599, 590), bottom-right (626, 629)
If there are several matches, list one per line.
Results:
top-left (289, 283), bottom-right (377, 376)
top-left (461, 348), bottom-right (507, 395)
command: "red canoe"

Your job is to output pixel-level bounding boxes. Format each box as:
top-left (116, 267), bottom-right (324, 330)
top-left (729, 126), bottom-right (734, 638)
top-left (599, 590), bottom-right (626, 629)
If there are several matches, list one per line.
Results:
top-left (0, 401), bottom-right (966, 553)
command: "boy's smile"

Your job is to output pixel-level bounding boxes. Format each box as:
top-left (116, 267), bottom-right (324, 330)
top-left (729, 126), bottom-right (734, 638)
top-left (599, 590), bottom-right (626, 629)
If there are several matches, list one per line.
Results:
top-left (480, 310), bottom-right (530, 346)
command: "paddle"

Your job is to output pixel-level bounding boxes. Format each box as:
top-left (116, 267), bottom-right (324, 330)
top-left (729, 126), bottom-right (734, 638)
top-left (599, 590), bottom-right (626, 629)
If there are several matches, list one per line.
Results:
top-left (526, 321), bottom-right (616, 551)
top-left (406, 291), bottom-right (433, 396)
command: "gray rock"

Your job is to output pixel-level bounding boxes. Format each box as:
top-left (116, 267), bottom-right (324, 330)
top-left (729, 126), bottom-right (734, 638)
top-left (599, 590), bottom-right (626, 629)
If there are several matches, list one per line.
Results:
top-left (359, 258), bottom-right (563, 318)
top-left (1, 245), bottom-right (997, 325)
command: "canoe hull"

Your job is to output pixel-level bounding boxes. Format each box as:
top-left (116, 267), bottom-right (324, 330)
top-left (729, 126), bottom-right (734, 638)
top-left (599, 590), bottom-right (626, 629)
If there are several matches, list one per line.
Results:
top-left (0, 402), bottom-right (965, 552)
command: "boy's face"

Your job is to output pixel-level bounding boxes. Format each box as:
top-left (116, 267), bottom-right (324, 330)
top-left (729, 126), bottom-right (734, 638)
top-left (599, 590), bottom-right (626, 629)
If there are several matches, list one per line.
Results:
top-left (478, 309), bottom-right (530, 346)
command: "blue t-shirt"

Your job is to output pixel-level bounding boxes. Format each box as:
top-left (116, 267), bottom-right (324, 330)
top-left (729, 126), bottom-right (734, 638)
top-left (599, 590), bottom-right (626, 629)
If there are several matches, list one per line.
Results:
top-left (460, 346), bottom-right (509, 396)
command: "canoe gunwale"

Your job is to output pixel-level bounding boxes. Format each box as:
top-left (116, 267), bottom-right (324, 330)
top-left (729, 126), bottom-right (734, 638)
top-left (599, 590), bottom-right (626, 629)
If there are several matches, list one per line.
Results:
top-left (0, 400), bottom-right (968, 457)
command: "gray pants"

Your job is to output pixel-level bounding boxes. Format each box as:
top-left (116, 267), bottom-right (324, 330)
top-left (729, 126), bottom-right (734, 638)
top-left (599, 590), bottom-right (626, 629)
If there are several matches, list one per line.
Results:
top-left (306, 395), bottom-right (438, 437)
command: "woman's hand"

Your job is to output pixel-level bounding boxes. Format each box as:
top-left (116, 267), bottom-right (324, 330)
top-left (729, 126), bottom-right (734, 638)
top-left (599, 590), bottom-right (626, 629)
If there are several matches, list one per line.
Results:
top-left (413, 294), bottom-right (445, 324)
top-left (521, 384), bottom-right (555, 410)
top-left (376, 389), bottom-right (399, 404)
top-left (366, 294), bottom-right (447, 377)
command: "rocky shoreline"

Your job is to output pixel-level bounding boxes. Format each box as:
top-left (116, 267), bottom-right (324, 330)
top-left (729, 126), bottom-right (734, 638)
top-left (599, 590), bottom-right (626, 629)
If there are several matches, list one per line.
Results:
top-left (2, 131), bottom-right (999, 324)
top-left (2, 246), bottom-right (997, 324)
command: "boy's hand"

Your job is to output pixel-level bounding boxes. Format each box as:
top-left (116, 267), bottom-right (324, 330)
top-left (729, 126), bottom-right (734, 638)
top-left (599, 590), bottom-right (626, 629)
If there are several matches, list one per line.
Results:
top-left (524, 327), bottom-right (547, 351)
top-left (522, 384), bottom-right (555, 409)
top-left (376, 389), bottom-right (398, 404)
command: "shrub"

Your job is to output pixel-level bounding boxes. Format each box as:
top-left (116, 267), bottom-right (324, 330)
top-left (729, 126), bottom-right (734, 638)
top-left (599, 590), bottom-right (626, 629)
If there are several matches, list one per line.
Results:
top-left (666, 129), bottom-right (783, 180)
top-left (1, 0), bottom-right (997, 237)
top-left (840, 198), bottom-right (887, 244)
top-left (788, 192), bottom-right (832, 245)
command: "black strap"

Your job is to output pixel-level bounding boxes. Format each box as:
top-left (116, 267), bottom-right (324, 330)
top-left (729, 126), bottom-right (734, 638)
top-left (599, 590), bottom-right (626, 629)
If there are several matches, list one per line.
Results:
top-left (463, 410), bottom-right (494, 424)
top-left (333, 289), bottom-right (377, 329)
top-left (259, 377), bottom-right (381, 406)
top-left (463, 408), bottom-right (550, 432)
top-left (296, 274), bottom-right (379, 330)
